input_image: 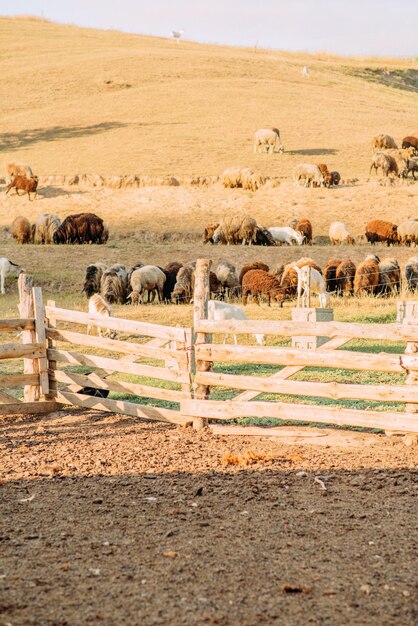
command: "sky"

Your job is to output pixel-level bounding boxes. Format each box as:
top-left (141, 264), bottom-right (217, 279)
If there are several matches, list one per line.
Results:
top-left (1, 0), bottom-right (418, 57)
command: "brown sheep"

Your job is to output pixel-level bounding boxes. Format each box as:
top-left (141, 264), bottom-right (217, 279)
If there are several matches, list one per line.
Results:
top-left (324, 258), bottom-right (341, 293)
top-left (330, 171), bottom-right (341, 186)
top-left (354, 256), bottom-right (380, 296)
top-left (280, 258), bottom-right (322, 298)
top-left (295, 218), bottom-right (313, 245)
top-left (401, 136), bottom-right (418, 153)
top-left (53, 213), bottom-right (108, 244)
top-left (407, 158), bottom-right (418, 179)
top-left (11, 216), bottom-right (33, 244)
top-left (203, 222), bottom-right (220, 244)
top-left (365, 220), bottom-right (398, 246)
top-left (242, 270), bottom-right (286, 306)
top-left (316, 164), bottom-right (333, 187)
top-left (161, 262), bottom-right (183, 302)
top-left (209, 272), bottom-right (224, 299)
top-left (239, 261), bottom-right (270, 285)
top-left (254, 226), bottom-right (276, 246)
top-left (6, 162), bottom-right (34, 181)
top-left (83, 262), bottom-right (108, 298)
top-left (371, 134), bottom-right (397, 151)
top-left (336, 259), bottom-right (356, 295)
top-left (6, 175), bottom-right (38, 200)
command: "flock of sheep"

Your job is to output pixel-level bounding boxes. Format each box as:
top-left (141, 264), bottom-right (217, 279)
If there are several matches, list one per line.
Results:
top-left (11, 213), bottom-right (108, 245)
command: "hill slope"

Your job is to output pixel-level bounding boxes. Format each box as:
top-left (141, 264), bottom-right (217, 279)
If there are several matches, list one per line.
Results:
top-left (1, 17), bottom-right (417, 179)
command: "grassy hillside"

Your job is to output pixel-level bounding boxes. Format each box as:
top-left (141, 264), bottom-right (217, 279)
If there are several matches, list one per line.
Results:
top-left (1, 16), bottom-right (417, 179)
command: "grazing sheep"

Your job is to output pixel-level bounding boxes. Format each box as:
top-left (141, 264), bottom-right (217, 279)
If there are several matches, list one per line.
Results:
top-left (239, 261), bottom-right (270, 285)
top-left (405, 257), bottom-right (418, 292)
top-left (11, 216), bottom-right (33, 244)
top-left (324, 258), bottom-right (342, 293)
top-left (406, 158), bottom-right (418, 180)
top-left (253, 128), bottom-right (285, 154)
top-left (87, 294), bottom-right (114, 337)
top-left (127, 263), bottom-right (144, 287)
top-left (53, 213), bottom-right (108, 244)
top-left (335, 259), bottom-right (356, 295)
top-left (402, 136), bottom-right (418, 153)
top-left (202, 222), bottom-right (220, 244)
top-left (330, 171), bottom-right (341, 186)
top-left (0, 258), bottom-right (25, 294)
top-left (209, 272), bottom-right (224, 299)
top-left (242, 269), bottom-right (286, 306)
top-left (365, 220), bottom-right (398, 246)
top-left (293, 164), bottom-right (324, 187)
top-left (208, 300), bottom-right (266, 346)
top-left (162, 262), bottom-right (183, 302)
top-left (369, 152), bottom-right (398, 177)
top-left (397, 220), bottom-right (418, 246)
top-left (33, 213), bottom-right (61, 245)
top-left (329, 221), bottom-right (355, 245)
top-left (354, 256), bottom-right (380, 296)
top-left (382, 149), bottom-right (409, 178)
top-left (316, 164), bottom-right (333, 187)
top-left (128, 265), bottom-right (165, 304)
top-left (6, 175), bottom-right (38, 200)
top-left (295, 218), bottom-right (313, 245)
top-left (280, 258), bottom-right (322, 298)
top-left (213, 214), bottom-right (258, 246)
top-left (267, 226), bottom-right (305, 246)
top-left (254, 226), bottom-right (276, 246)
top-left (6, 162), bottom-right (34, 182)
top-left (371, 134), bottom-right (397, 151)
top-left (376, 258), bottom-right (401, 297)
top-left (171, 265), bottom-right (195, 304)
top-left (82, 262), bottom-right (107, 298)
top-left (221, 167), bottom-right (264, 191)
top-left (215, 261), bottom-right (240, 299)
top-left (293, 264), bottom-right (330, 308)
top-left (100, 265), bottom-right (128, 304)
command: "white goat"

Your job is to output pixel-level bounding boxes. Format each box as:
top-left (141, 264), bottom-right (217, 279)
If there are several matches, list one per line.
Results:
top-left (267, 227), bottom-right (305, 246)
top-left (293, 265), bottom-right (330, 309)
top-left (208, 300), bottom-right (266, 346)
top-left (87, 294), bottom-right (115, 338)
top-left (0, 258), bottom-right (25, 294)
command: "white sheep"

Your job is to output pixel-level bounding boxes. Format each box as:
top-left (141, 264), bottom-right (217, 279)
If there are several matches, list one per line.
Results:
top-left (293, 264), bottom-right (330, 308)
top-left (293, 163), bottom-right (324, 187)
top-left (329, 221), bottom-right (355, 245)
top-left (129, 265), bottom-right (166, 304)
top-left (267, 227), bottom-right (305, 246)
top-left (253, 128), bottom-right (284, 154)
top-left (208, 300), bottom-right (266, 345)
top-left (0, 258), bottom-right (25, 294)
top-left (215, 261), bottom-right (240, 298)
top-left (87, 294), bottom-right (115, 338)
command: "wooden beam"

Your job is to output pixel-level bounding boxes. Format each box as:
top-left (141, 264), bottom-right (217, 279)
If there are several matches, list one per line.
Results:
top-left (32, 287), bottom-right (49, 396)
top-left (18, 274), bottom-right (40, 402)
top-left (0, 343), bottom-right (45, 360)
top-left (0, 373), bottom-right (39, 387)
top-left (0, 319), bottom-right (35, 332)
top-left (0, 401), bottom-right (61, 416)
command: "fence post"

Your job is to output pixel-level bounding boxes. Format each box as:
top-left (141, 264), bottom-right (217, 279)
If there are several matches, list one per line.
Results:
top-left (192, 258), bottom-right (212, 430)
top-left (397, 301), bottom-right (418, 420)
top-left (32, 287), bottom-right (49, 397)
top-left (18, 274), bottom-right (40, 402)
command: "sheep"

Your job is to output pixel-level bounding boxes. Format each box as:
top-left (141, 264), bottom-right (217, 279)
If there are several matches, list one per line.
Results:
top-left (253, 128), bottom-right (285, 154)
top-left (293, 164), bottom-right (324, 187)
top-left (369, 152), bottom-right (398, 177)
top-left (365, 220), bottom-right (398, 246)
top-left (11, 216), bottom-right (33, 244)
top-left (376, 258), bottom-right (401, 297)
top-left (329, 221), bottom-right (355, 245)
top-left (100, 265), bottom-right (128, 304)
top-left (402, 136), bottom-right (418, 154)
top-left (221, 167), bottom-right (264, 191)
top-left (33, 213), bottom-right (61, 245)
top-left (371, 134), bottom-right (397, 151)
top-left (6, 162), bottom-right (34, 182)
top-left (406, 158), bottom-right (418, 180)
top-left (280, 258), bottom-right (322, 298)
top-left (316, 164), bottom-right (333, 187)
top-left (82, 262), bottom-right (107, 298)
top-left (207, 300), bottom-right (266, 346)
top-left (240, 167), bottom-right (265, 191)
top-left (267, 226), bottom-right (305, 246)
top-left (293, 264), bottom-right (330, 308)
top-left (330, 171), bottom-right (341, 186)
top-left (209, 272), bottom-right (224, 299)
top-left (0, 258), bottom-right (25, 294)
top-left (382, 149), bottom-right (409, 178)
top-left (213, 214), bottom-right (258, 246)
top-left (405, 257), bottom-right (418, 292)
top-left (162, 262), bottom-right (183, 302)
top-left (254, 226), bottom-right (276, 246)
top-left (129, 265), bottom-right (166, 304)
top-left (171, 265), bottom-right (195, 304)
top-left (6, 175), bottom-right (39, 200)
top-left (239, 262), bottom-right (270, 285)
top-left (295, 218), bottom-right (312, 245)
top-left (242, 270), bottom-right (286, 306)
top-left (202, 222), bottom-right (220, 244)
top-left (87, 294), bottom-right (114, 338)
top-left (324, 258), bottom-right (342, 293)
top-left (335, 259), bottom-right (356, 295)
top-left (215, 261), bottom-right (240, 299)
top-left (397, 220), bottom-right (418, 246)
top-left (53, 213), bottom-right (108, 244)
top-left (354, 256), bottom-right (380, 296)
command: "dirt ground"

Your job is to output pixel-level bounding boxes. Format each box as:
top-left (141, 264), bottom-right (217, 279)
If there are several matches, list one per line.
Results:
top-left (1, 409), bottom-right (417, 626)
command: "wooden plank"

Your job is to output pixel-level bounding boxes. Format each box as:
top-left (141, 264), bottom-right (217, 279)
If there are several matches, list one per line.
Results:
top-left (0, 390), bottom-right (21, 404)
top-left (0, 373), bottom-right (39, 387)
top-left (51, 370), bottom-right (187, 402)
top-left (48, 348), bottom-right (190, 384)
top-left (32, 287), bottom-right (49, 396)
top-left (0, 319), bottom-right (35, 332)
top-left (0, 401), bottom-right (61, 416)
top-left (195, 371), bottom-right (416, 403)
top-left (18, 274), bottom-right (40, 402)
top-left (195, 319), bottom-right (418, 343)
top-left (52, 390), bottom-right (190, 426)
top-left (0, 343), bottom-right (45, 360)
top-left (234, 336), bottom-right (352, 402)
top-left (46, 328), bottom-right (188, 363)
top-left (181, 399), bottom-right (418, 433)
top-left (45, 299), bottom-right (57, 400)
top-left (44, 305), bottom-right (188, 341)
top-left (192, 258), bottom-right (212, 430)
top-left (196, 344), bottom-right (415, 373)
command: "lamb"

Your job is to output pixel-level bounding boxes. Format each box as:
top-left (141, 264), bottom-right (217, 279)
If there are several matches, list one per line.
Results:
top-left (253, 128), bottom-right (285, 154)
top-left (128, 265), bottom-right (166, 304)
top-left (242, 270), bottom-right (286, 306)
top-left (215, 261), bottom-right (240, 299)
top-left (267, 227), bottom-right (305, 246)
top-left (162, 262), bottom-right (183, 302)
top-left (11, 216), bottom-right (33, 244)
top-left (202, 222), bottom-right (220, 244)
top-left (329, 221), bottom-right (355, 245)
top-left (0, 258), bottom-right (25, 294)
top-left (87, 294), bottom-right (114, 337)
top-left (402, 136), bottom-right (418, 153)
top-left (100, 264), bottom-right (128, 304)
top-left (365, 220), bottom-right (398, 246)
top-left (330, 171), bottom-right (341, 186)
top-left (207, 300), bottom-right (266, 346)
top-left (239, 261), bottom-right (270, 285)
top-left (369, 152), bottom-right (398, 177)
top-left (405, 257), bottom-right (418, 292)
top-left (335, 259), bottom-right (356, 295)
top-left (213, 214), bottom-right (258, 245)
top-left (376, 258), bottom-right (401, 297)
top-left (316, 164), bottom-right (333, 187)
top-left (354, 256), bottom-right (380, 296)
top-left (6, 162), bottom-right (34, 182)
top-left (295, 218), bottom-right (312, 245)
top-left (82, 262), bottom-right (107, 298)
top-left (293, 264), bottom-right (330, 308)
top-left (6, 175), bottom-right (39, 200)
top-left (171, 265), bottom-right (195, 304)
top-left (324, 258), bottom-right (342, 293)
top-left (53, 213), bottom-right (108, 244)
top-left (293, 164), bottom-right (324, 187)
top-left (33, 213), bottom-right (61, 244)
top-left (397, 220), bottom-right (418, 246)
top-left (371, 134), bottom-right (397, 151)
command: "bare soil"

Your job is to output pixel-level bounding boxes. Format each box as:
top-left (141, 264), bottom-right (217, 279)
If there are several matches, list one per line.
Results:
top-left (1, 410), bottom-right (417, 626)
